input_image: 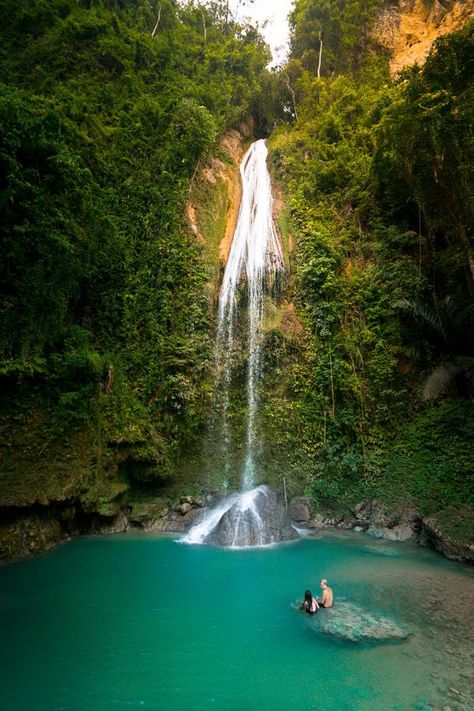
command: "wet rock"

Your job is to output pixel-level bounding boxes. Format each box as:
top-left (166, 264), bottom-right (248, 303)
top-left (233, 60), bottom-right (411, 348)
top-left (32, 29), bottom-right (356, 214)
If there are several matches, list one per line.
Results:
top-left (367, 523), bottom-right (415, 542)
top-left (423, 507), bottom-right (474, 563)
top-left (313, 601), bottom-right (414, 643)
top-left (157, 507), bottom-right (203, 533)
top-left (205, 486), bottom-right (299, 547)
top-left (289, 496), bottom-right (312, 523)
top-left (304, 514), bottom-right (325, 529)
top-left (179, 502), bottom-right (193, 515)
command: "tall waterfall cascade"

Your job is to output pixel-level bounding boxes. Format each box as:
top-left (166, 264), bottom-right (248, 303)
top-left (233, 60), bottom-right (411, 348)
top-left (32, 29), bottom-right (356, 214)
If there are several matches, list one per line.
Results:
top-left (215, 138), bottom-right (285, 491)
top-left (183, 140), bottom-right (298, 548)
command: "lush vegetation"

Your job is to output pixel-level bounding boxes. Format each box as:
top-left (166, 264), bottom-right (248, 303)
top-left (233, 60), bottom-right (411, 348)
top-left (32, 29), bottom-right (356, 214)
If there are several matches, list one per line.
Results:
top-left (268, 6), bottom-right (474, 516)
top-left (0, 0), bottom-right (270, 504)
top-left (0, 0), bottom-right (472, 523)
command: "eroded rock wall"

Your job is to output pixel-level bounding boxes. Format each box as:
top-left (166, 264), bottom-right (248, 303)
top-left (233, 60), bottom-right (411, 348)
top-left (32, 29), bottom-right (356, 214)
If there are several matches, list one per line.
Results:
top-left (374, 0), bottom-right (474, 73)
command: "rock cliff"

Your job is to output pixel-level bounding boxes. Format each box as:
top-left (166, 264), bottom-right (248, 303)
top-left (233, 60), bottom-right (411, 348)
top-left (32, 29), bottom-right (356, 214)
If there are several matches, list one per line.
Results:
top-left (374, 0), bottom-right (474, 73)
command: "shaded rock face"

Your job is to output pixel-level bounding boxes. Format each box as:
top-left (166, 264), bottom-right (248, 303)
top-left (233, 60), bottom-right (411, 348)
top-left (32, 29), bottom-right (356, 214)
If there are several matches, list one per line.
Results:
top-left (0, 511), bottom-right (64, 561)
top-left (198, 486), bottom-right (299, 547)
top-left (313, 601), bottom-right (413, 643)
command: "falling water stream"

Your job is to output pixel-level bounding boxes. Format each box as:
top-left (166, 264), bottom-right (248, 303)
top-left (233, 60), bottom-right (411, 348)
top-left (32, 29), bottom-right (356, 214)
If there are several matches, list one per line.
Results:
top-left (215, 139), bottom-right (284, 491)
top-left (184, 140), bottom-right (289, 546)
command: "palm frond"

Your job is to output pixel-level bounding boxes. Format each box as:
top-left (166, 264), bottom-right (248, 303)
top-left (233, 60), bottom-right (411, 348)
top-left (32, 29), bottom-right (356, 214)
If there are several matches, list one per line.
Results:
top-left (422, 362), bottom-right (460, 400)
top-left (394, 298), bottom-right (446, 338)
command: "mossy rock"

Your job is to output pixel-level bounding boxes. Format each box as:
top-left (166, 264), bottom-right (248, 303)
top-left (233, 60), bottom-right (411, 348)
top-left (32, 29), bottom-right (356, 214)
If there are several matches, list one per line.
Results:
top-left (129, 498), bottom-right (169, 525)
top-left (423, 506), bottom-right (474, 563)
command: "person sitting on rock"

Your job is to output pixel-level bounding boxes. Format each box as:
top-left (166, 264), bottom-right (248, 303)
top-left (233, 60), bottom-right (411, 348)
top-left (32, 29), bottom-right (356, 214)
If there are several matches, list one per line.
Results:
top-left (300, 589), bottom-right (319, 614)
top-left (318, 578), bottom-right (333, 608)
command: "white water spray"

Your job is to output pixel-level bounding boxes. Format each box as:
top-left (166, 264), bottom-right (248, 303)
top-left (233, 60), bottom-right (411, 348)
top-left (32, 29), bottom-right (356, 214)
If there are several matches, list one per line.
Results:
top-left (215, 139), bottom-right (284, 490)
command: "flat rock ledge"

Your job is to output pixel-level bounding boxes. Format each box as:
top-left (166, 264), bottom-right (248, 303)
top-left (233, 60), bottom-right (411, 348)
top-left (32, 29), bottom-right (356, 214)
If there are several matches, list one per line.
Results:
top-left (0, 494), bottom-right (215, 563)
top-left (2, 495), bottom-right (473, 565)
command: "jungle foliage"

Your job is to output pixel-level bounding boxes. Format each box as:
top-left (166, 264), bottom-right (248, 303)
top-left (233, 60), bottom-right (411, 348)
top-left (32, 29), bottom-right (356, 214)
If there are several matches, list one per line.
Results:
top-left (0, 0), bottom-right (472, 518)
top-left (0, 0), bottom-right (270, 494)
top-left (268, 10), bottom-right (474, 515)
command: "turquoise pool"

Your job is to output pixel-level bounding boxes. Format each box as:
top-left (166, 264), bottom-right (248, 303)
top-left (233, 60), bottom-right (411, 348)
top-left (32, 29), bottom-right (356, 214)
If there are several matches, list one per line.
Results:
top-left (0, 530), bottom-right (472, 710)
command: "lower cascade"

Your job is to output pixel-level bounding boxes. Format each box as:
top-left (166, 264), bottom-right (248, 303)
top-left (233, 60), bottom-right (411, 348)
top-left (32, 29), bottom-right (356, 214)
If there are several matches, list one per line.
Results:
top-left (182, 486), bottom-right (298, 547)
top-left (185, 139), bottom-right (297, 547)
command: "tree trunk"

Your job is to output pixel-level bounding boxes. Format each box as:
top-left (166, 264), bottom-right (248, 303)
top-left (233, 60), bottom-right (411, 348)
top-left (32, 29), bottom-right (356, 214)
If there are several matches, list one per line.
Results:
top-left (317, 30), bottom-right (323, 79)
top-left (282, 74), bottom-right (298, 120)
top-left (151, 3), bottom-right (161, 37)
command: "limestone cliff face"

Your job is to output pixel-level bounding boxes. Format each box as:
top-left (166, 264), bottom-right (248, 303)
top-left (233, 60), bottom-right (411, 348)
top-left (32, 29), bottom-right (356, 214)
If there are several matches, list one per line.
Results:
top-left (374, 0), bottom-right (474, 74)
top-left (186, 120), bottom-right (253, 279)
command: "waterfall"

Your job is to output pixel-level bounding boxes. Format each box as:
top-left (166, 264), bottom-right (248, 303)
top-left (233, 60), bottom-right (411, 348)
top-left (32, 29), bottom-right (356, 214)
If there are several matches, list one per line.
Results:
top-left (182, 140), bottom-right (296, 548)
top-left (214, 139), bottom-right (285, 490)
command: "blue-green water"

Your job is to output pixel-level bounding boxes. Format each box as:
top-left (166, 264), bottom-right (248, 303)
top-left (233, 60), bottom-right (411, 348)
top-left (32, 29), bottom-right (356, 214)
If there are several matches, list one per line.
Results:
top-left (1, 531), bottom-right (473, 711)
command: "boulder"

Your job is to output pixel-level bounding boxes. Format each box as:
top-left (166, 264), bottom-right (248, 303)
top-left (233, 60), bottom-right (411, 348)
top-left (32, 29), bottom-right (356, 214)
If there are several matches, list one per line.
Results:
top-left (289, 496), bottom-right (312, 523)
top-left (98, 511), bottom-right (129, 534)
top-left (367, 523), bottom-right (415, 542)
top-left (157, 507), bottom-right (203, 533)
top-left (205, 486), bottom-right (299, 547)
top-left (313, 601), bottom-right (413, 643)
top-left (422, 507), bottom-right (474, 563)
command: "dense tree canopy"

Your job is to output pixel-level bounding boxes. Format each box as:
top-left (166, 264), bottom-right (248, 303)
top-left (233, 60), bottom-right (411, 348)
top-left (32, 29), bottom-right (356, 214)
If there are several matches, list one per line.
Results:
top-left (0, 0), bottom-right (271, 482)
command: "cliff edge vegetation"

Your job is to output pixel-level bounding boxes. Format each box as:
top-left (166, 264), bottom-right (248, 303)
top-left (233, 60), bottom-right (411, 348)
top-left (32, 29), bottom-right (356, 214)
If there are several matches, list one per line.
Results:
top-left (268, 2), bottom-right (473, 527)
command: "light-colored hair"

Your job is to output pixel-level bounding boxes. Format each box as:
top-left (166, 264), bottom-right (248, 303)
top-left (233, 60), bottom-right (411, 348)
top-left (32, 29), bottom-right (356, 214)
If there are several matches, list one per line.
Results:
top-left (320, 579), bottom-right (328, 585)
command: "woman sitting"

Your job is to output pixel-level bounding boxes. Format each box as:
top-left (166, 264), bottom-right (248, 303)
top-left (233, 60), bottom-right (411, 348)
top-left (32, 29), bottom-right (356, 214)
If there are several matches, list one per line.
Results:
top-left (300, 589), bottom-right (319, 614)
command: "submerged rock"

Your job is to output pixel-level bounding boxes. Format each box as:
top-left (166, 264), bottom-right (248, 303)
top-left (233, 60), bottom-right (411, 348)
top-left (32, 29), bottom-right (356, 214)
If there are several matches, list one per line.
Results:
top-left (191, 486), bottom-right (299, 547)
top-left (312, 601), bottom-right (413, 643)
